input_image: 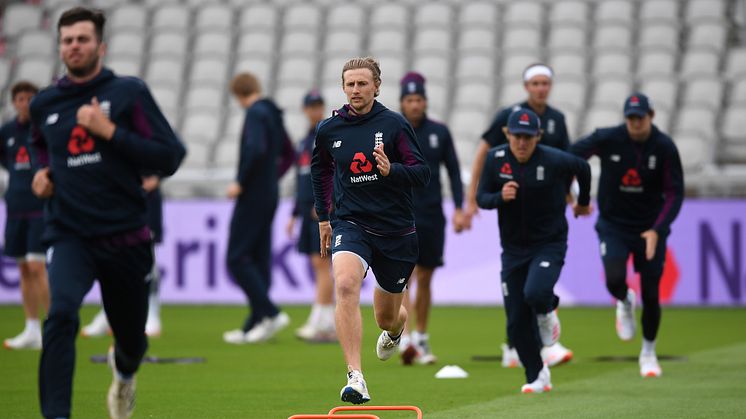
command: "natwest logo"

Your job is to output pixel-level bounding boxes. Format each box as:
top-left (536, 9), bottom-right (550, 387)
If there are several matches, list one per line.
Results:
top-left (500, 163), bottom-right (512, 175)
top-left (15, 146), bottom-right (30, 164)
top-left (350, 152), bottom-right (373, 174)
top-left (68, 125), bottom-right (95, 155)
top-left (621, 168), bottom-right (641, 186)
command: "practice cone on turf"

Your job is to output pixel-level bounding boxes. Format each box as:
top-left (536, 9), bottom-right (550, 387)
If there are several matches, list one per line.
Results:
top-left (435, 365), bottom-right (468, 379)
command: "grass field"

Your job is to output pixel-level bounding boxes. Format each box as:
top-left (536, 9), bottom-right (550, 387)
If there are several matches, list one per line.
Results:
top-left (1, 305), bottom-right (745, 418)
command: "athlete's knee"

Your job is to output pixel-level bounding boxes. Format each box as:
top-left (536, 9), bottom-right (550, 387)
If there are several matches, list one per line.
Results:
top-left (374, 309), bottom-right (400, 331)
top-left (26, 261), bottom-right (47, 280)
top-left (334, 275), bottom-right (360, 303)
top-left (604, 260), bottom-right (627, 296)
top-left (524, 287), bottom-right (552, 312)
top-left (44, 308), bottom-right (80, 338)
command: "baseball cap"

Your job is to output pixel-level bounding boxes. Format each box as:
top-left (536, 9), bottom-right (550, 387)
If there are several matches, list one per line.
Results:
top-left (623, 93), bottom-right (653, 117)
top-left (303, 89), bottom-right (324, 107)
top-left (507, 109), bottom-right (541, 136)
top-left (400, 72), bottom-right (426, 100)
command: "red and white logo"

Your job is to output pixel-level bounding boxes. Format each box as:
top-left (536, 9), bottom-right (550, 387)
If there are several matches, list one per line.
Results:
top-left (519, 113), bottom-right (530, 125)
top-left (67, 125), bottom-right (95, 155)
top-left (629, 96), bottom-right (640, 107)
top-left (15, 146), bottom-right (30, 164)
top-left (500, 162), bottom-right (512, 175)
top-left (621, 168), bottom-right (641, 187)
top-left (350, 152), bottom-right (373, 174)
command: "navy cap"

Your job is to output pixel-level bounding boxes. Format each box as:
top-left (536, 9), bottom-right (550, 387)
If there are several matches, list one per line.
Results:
top-left (507, 109), bottom-right (541, 136)
top-left (303, 89), bottom-right (324, 106)
top-left (624, 93), bottom-right (653, 117)
top-left (400, 72), bottom-right (426, 100)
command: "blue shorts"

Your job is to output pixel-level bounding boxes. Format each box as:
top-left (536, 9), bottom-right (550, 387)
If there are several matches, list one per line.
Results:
top-left (4, 216), bottom-right (45, 258)
top-left (298, 213), bottom-right (321, 255)
top-left (415, 216), bottom-right (445, 268)
top-left (331, 219), bottom-right (418, 293)
top-left (596, 219), bottom-right (668, 275)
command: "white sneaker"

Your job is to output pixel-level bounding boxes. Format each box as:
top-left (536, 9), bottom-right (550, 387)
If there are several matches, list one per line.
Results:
top-left (340, 368), bottom-right (370, 404)
top-left (541, 342), bottom-right (573, 367)
top-left (639, 353), bottom-right (662, 378)
top-left (415, 338), bottom-right (437, 365)
top-left (107, 347), bottom-right (136, 419)
top-left (223, 329), bottom-right (247, 344)
top-left (501, 343), bottom-right (522, 368)
top-left (521, 364), bottom-right (552, 394)
top-left (616, 290), bottom-right (637, 341)
top-left (295, 322), bottom-right (337, 343)
top-left (3, 329), bottom-right (42, 350)
top-left (81, 310), bottom-right (110, 338)
top-left (376, 331), bottom-right (400, 361)
top-left (145, 315), bottom-right (161, 337)
top-left (537, 310), bottom-right (561, 346)
top-left (246, 312), bottom-right (290, 343)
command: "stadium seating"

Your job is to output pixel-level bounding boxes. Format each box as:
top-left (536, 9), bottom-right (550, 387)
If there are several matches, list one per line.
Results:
top-left (0, 0), bottom-right (744, 197)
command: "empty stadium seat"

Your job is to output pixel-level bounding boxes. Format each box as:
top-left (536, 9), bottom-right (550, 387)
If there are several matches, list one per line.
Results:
top-left (581, 107), bottom-right (621, 135)
top-left (274, 86), bottom-right (307, 115)
top-left (551, 78), bottom-right (587, 112)
top-left (238, 4), bottom-right (278, 31)
top-left (284, 4), bottom-right (321, 31)
top-left (234, 57), bottom-right (273, 89)
top-left (683, 77), bottom-right (724, 110)
top-left (639, 78), bottom-right (678, 111)
top-left (190, 58), bottom-right (229, 86)
top-left (146, 57), bottom-right (185, 87)
top-left (181, 110), bottom-right (221, 145)
top-left (2, 4), bottom-right (42, 38)
top-left (455, 53), bottom-right (495, 82)
top-left (592, 78), bottom-right (633, 109)
top-left (458, 28), bottom-right (496, 54)
top-left (685, 0), bottom-right (727, 23)
top-left (637, 49), bottom-right (677, 78)
top-left (593, 25), bottom-right (632, 51)
top-left (425, 82), bottom-right (449, 116)
top-left (412, 54), bottom-right (451, 85)
top-left (327, 4), bottom-right (364, 31)
top-left (549, 52), bottom-right (586, 78)
top-left (13, 58), bottom-right (55, 88)
top-left (688, 22), bottom-right (728, 52)
top-left (149, 31), bottom-right (188, 59)
top-left (639, 0), bottom-right (680, 25)
top-left (549, 1), bottom-right (589, 27)
top-left (237, 32), bottom-right (275, 57)
top-left (194, 31), bottom-right (232, 58)
top-left (725, 48), bottom-right (746, 80)
top-left (320, 54), bottom-right (350, 84)
top-left (195, 4), bottom-right (233, 31)
top-left (498, 82), bottom-right (526, 107)
top-left (719, 105), bottom-right (746, 163)
top-left (152, 4), bottom-right (190, 31)
top-left (595, 0), bottom-right (634, 26)
top-left (501, 53), bottom-right (541, 81)
top-left (277, 57), bottom-right (316, 86)
top-left (369, 30), bottom-right (407, 55)
top-left (674, 106), bottom-right (716, 139)
top-left (324, 30), bottom-right (363, 55)
top-left (90, 0), bottom-right (128, 9)
top-left (504, 3), bottom-right (543, 27)
top-left (150, 85), bottom-right (180, 116)
top-left (107, 31), bottom-right (145, 57)
top-left (548, 26), bottom-right (586, 50)
top-left (413, 29), bottom-right (452, 54)
top-left (680, 50), bottom-right (720, 79)
top-left (459, 2), bottom-right (498, 28)
top-left (280, 31), bottom-right (319, 55)
top-left (454, 81), bottom-right (493, 109)
top-left (674, 133), bottom-right (709, 172)
top-left (185, 86), bottom-right (224, 111)
top-left (106, 55), bottom-right (141, 77)
top-left (503, 27), bottom-right (542, 51)
top-left (415, 3), bottom-right (453, 28)
top-left (730, 78), bottom-right (746, 105)
top-left (0, 58), bottom-right (11, 91)
top-left (638, 24), bottom-right (679, 51)
top-left (593, 52), bottom-right (632, 77)
top-left (370, 3), bottom-right (409, 30)
top-left (16, 30), bottom-right (54, 58)
top-left (214, 140), bottom-right (240, 167)
top-left (108, 4), bottom-right (147, 33)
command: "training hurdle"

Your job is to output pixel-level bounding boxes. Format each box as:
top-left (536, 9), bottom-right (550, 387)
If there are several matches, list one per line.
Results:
top-left (289, 405), bottom-right (423, 419)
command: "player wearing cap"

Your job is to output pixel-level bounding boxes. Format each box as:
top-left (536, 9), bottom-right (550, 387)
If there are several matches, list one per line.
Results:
top-left (288, 90), bottom-right (336, 343)
top-left (466, 63), bottom-right (574, 368)
top-left (311, 57), bottom-right (430, 404)
top-left (570, 93), bottom-right (684, 378)
top-left (396, 72), bottom-right (466, 365)
top-left (1, 81), bottom-right (49, 350)
top-left (477, 108), bottom-right (591, 393)
top-left (222, 72), bottom-right (295, 344)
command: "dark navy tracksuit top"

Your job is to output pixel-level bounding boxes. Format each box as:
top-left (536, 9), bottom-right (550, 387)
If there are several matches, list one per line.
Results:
top-left (235, 98), bottom-right (294, 204)
top-left (482, 102), bottom-right (570, 151)
top-left (477, 144), bottom-right (591, 252)
top-left (291, 128), bottom-right (315, 219)
top-left (0, 118), bottom-right (44, 218)
top-left (570, 124), bottom-right (684, 235)
top-left (412, 117), bottom-right (463, 224)
top-left (311, 101), bottom-right (431, 236)
top-left (29, 68), bottom-right (186, 242)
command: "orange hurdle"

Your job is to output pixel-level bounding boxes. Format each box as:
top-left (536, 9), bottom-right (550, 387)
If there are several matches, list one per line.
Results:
top-left (288, 415), bottom-right (379, 419)
top-left (329, 405), bottom-right (423, 419)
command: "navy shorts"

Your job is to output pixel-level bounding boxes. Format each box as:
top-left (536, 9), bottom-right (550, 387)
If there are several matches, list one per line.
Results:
top-left (331, 219), bottom-right (418, 293)
top-left (298, 213), bottom-right (321, 255)
top-left (4, 216), bottom-right (45, 258)
top-left (596, 219), bottom-right (668, 275)
top-left (415, 216), bottom-right (445, 268)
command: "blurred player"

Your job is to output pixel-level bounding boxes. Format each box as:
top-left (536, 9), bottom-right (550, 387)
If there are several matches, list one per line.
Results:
top-left (30, 7), bottom-right (186, 419)
top-left (0, 81), bottom-right (49, 350)
top-left (570, 93), bottom-right (684, 378)
top-left (396, 72), bottom-right (466, 365)
top-left (476, 109), bottom-right (591, 393)
top-left (466, 63), bottom-right (574, 368)
top-left (81, 175), bottom-right (165, 338)
top-left (287, 90), bottom-right (336, 343)
top-left (311, 57), bottom-right (430, 404)
top-left (222, 72), bottom-right (294, 345)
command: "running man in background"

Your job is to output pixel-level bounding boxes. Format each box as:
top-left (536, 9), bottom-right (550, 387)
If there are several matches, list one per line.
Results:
top-left (477, 109), bottom-right (591, 393)
top-left (396, 72), bottom-right (466, 365)
top-left (288, 90), bottom-right (336, 343)
top-left (0, 81), bottom-right (49, 350)
top-left (312, 57), bottom-right (430, 404)
top-left (570, 93), bottom-right (684, 378)
top-left (30, 7), bottom-right (186, 418)
top-left (466, 63), bottom-right (574, 368)
top-left (81, 174), bottom-right (165, 338)
top-left (222, 72), bottom-right (295, 345)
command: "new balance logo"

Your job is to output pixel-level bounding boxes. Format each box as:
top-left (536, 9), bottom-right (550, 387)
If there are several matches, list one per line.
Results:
top-left (397, 278), bottom-right (406, 284)
top-left (335, 235), bottom-right (342, 247)
top-left (540, 261), bottom-right (550, 268)
top-left (333, 140), bottom-right (342, 148)
top-left (46, 113), bottom-right (59, 125)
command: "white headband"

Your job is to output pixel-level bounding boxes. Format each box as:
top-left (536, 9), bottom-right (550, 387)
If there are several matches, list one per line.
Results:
top-left (523, 65), bottom-right (553, 82)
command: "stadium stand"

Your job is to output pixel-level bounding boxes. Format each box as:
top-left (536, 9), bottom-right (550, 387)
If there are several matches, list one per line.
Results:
top-left (0, 0), bottom-right (744, 197)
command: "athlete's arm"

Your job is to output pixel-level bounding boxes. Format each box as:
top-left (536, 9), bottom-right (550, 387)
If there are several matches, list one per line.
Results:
top-left (311, 127), bottom-right (333, 223)
top-left (651, 142), bottom-right (684, 234)
top-left (476, 151), bottom-right (505, 209)
top-left (386, 127), bottom-right (430, 187)
top-left (466, 140), bottom-right (491, 215)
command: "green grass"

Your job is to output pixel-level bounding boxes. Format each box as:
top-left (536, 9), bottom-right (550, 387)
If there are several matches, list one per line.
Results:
top-left (1, 305), bottom-right (745, 418)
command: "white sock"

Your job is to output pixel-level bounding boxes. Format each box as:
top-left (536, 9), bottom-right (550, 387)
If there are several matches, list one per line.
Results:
top-left (399, 333), bottom-right (411, 348)
top-left (417, 332), bottom-right (429, 344)
top-left (642, 339), bottom-right (656, 356)
top-left (25, 319), bottom-right (41, 334)
top-left (320, 304), bottom-right (335, 330)
top-left (308, 304), bottom-right (322, 326)
top-left (148, 294), bottom-right (160, 319)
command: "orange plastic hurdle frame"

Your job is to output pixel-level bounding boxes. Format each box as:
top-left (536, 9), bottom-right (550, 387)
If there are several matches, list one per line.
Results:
top-left (329, 405), bottom-right (423, 419)
top-left (288, 415), bottom-right (379, 419)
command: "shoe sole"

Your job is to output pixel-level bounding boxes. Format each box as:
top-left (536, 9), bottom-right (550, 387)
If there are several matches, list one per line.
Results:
top-left (546, 352), bottom-right (573, 367)
top-left (521, 386), bottom-right (552, 394)
top-left (340, 387), bottom-right (370, 404)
